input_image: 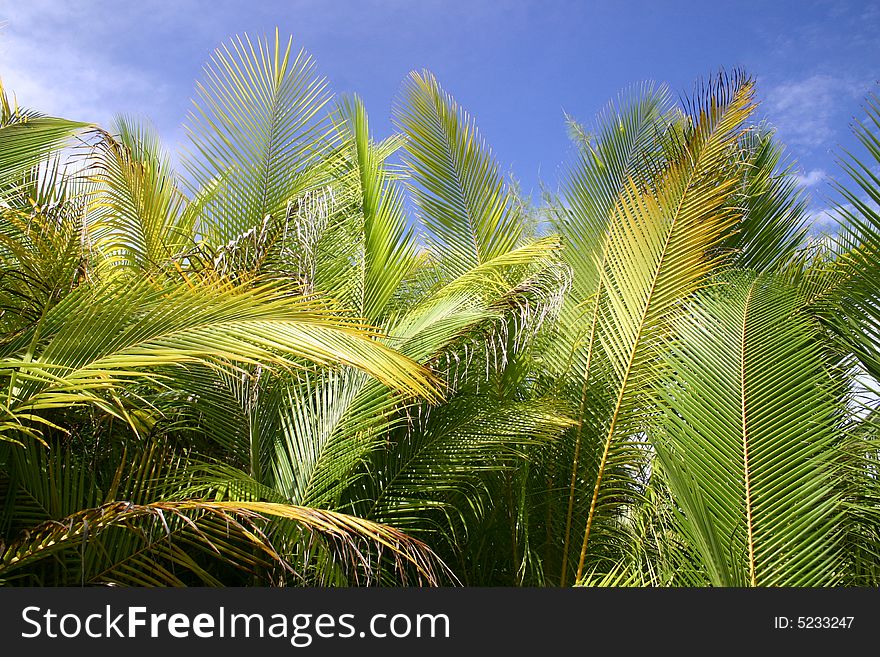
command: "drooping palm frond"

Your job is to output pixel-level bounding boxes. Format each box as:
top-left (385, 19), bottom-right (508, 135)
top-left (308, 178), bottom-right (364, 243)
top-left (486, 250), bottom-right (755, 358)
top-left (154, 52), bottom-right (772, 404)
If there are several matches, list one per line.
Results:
top-left (0, 84), bottom-right (89, 194)
top-left (172, 234), bottom-right (567, 564)
top-left (0, 437), bottom-right (103, 539)
top-left (652, 273), bottom-right (846, 586)
top-left (0, 431), bottom-right (451, 586)
top-left (0, 499), bottom-right (447, 585)
top-left (279, 238), bottom-right (566, 511)
top-left (0, 276), bottom-right (440, 445)
top-left (835, 92), bottom-right (880, 252)
top-left (396, 70), bottom-right (522, 278)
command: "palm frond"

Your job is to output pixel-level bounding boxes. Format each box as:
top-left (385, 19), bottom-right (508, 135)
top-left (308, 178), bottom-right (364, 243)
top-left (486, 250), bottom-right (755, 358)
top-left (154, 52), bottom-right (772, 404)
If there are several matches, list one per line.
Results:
top-left (366, 394), bottom-right (570, 536)
top-left (0, 499), bottom-right (447, 585)
top-left (556, 82), bottom-right (674, 302)
top-left (567, 73), bottom-right (757, 582)
top-left (828, 92), bottom-right (880, 381)
top-left (337, 96), bottom-right (419, 320)
top-left (396, 71), bottom-right (521, 278)
top-left (0, 277), bottom-right (440, 444)
top-left (87, 117), bottom-right (196, 273)
top-left (653, 273), bottom-right (846, 586)
top-left (0, 166), bottom-right (90, 333)
top-left (0, 110), bottom-right (89, 196)
top-left (724, 126), bottom-right (809, 271)
top-left (183, 30), bottom-right (333, 245)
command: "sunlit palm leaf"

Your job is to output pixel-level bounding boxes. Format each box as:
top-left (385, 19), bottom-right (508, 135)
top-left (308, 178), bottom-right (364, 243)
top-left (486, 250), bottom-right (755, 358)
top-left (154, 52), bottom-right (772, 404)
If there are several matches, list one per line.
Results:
top-left (0, 114), bottom-right (89, 195)
top-left (0, 277), bottom-right (440, 444)
top-left (569, 74), bottom-right (757, 582)
top-left (551, 83), bottom-right (675, 579)
top-left (337, 96), bottom-right (419, 320)
top-left (183, 30), bottom-right (333, 245)
top-left (396, 70), bottom-right (521, 278)
top-left (556, 82), bottom-right (674, 303)
top-left (87, 117), bottom-right (197, 273)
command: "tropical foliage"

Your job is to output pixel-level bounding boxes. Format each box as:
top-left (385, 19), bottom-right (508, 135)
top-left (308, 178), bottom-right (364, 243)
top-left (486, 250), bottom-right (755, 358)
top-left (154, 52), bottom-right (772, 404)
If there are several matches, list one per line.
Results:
top-left (1, 31), bottom-right (877, 586)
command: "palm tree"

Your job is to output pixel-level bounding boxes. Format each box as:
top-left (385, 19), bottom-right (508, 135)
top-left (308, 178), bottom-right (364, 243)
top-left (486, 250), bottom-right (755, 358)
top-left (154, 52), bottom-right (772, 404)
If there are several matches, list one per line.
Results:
top-left (0, 31), bottom-right (877, 587)
top-left (0, 39), bottom-right (448, 585)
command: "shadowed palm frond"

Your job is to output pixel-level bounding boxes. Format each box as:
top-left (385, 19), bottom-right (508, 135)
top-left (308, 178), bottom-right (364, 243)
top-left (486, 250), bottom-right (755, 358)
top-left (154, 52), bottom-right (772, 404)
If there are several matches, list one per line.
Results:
top-left (724, 126), bottom-right (809, 271)
top-left (653, 273), bottom-right (846, 586)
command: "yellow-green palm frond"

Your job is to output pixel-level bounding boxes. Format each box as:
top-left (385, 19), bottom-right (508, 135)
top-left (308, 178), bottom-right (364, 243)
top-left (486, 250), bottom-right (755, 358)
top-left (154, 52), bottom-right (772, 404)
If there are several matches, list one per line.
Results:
top-left (0, 276), bottom-right (441, 445)
top-left (87, 117), bottom-right (197, 274)
top-left (396, 70), bottom-right (522, 278)
top-left (562, 72), bottom-right (757, 583)
top-left (335, 96), bottom-right (419, 320)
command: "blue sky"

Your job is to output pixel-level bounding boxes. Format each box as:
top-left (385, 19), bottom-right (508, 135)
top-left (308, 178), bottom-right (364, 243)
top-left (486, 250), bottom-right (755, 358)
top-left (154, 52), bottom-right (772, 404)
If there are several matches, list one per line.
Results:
top-left (1, 0), bottom-right (877, 227)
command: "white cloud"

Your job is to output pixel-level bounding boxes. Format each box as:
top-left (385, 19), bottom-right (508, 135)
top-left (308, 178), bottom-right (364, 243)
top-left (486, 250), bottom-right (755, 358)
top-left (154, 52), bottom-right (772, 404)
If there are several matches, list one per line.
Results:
top-left (806, 205), bottom-right (840, 229)
top-left (794, 169), bottom-right (826, 187)
top-left (0, 2), bottom-right (171, 128)
top-left (762, 74), bottom-right (866, 151)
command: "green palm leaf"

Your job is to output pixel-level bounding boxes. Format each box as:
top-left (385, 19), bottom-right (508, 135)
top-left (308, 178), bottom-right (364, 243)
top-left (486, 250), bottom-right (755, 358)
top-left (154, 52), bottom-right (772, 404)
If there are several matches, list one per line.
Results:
top-left (828, 92), bottom-right (880, 381)
top-left (567, 74), bottom-right (756, 582)
top-left (555, 82), bottom-right (674, 303)
top-left (723, 127), bottom-right (809, 271)
top-left (551, 83), bottom-right (675, 580)
top-left (183, 30), bottom-right (333, 245)
top-left (87, 117), bottom-right (197, 273)
top-left (0, 277), bottom-right (440, 444)
top-left (396, 70), bottom-right (521, 278)
top-left (653, 273), bottom-right (846, 586)
top-left (337, 96), bottom-right (419, 320)
top-left (0, 104), bottom-right (89, 195)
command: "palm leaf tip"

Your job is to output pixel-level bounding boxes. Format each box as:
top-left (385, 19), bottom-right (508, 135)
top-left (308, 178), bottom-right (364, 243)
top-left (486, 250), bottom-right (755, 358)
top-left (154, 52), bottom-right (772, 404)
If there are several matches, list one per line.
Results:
top-left (395, 70), bottom-right (522, 278)
top-left (182, 30), bottom-right (333, 245)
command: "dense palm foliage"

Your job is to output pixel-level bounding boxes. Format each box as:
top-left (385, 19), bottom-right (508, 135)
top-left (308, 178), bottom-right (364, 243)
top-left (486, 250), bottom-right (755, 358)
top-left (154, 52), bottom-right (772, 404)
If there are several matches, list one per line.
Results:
top-left (1, 32), bottom-right (877, 586)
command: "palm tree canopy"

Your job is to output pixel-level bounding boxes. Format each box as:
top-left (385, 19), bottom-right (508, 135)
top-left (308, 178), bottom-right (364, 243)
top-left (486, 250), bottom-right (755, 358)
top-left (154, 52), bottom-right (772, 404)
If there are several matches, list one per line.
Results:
top-left (0, 35), bottom-right (877, 588)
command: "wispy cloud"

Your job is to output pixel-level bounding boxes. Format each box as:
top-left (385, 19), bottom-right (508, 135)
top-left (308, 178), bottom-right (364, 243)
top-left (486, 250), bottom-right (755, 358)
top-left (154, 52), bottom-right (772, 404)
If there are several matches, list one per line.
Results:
top-left (794, 168), bottom-right (826, 187)
top-left (762, 74), bottom-right (867, 151)
top-left (806, 205), bottom-right (840, 229)
top-left (0, 2), bottom-right (172, 128)
top-left (808, 195), bottom-right (880, 233)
